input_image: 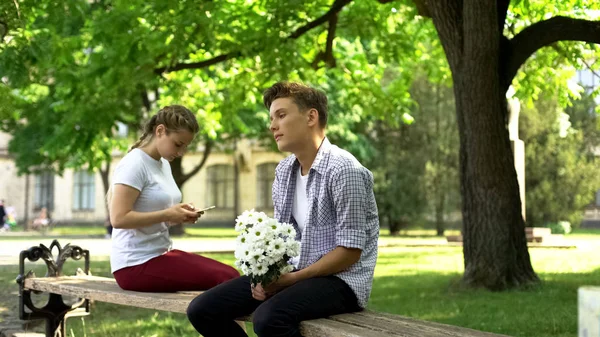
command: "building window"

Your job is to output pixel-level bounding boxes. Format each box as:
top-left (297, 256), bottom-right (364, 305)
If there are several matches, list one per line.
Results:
top-left (206, 164), bottom-right (235, 209)
top-left (256, 163), bottom-right (278, 210)
top-left (73, 171), bottom-right (96, 211)
top-left (116, 122), bottom-right (128, 138)
top-left (34, 172), bottom-right (54, 211)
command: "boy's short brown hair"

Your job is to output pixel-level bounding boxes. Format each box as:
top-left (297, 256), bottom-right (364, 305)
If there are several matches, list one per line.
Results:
top-left (263, 81), bottom-right (328, 128)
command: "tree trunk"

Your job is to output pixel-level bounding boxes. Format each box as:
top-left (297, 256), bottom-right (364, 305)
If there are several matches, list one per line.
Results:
top-left (434, 192), bottom-right (445, 237)
top-left (428, 1), bottom-right (538, 289)
top-left (452, 31), bottom-right (538, 290)
top-left (168, 141), bottom-right (213, 236)
top-left (99, 161), bottom-right (111, 214)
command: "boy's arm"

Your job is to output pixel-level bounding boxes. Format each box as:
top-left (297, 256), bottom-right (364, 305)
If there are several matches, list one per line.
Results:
top-left (292, 246), bottom-right (361, 281)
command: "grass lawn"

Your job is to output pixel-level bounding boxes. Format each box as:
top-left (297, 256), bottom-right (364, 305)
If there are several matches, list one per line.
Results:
top-left (1, 224), bottom-right (462, 241)
top-left (1, 229), bottom-right (599, 337)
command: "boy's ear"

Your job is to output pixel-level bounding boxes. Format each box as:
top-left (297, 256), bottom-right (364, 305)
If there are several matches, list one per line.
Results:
top-left (307, 108), bottom-right (319, 127)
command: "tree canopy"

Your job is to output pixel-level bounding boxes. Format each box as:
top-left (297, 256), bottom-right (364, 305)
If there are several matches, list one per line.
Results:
top-left (2, 0), bottom-right (600, 288)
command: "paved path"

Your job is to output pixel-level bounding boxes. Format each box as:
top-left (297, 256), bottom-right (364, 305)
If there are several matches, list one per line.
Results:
top-left (0, 237), bottom-right (237, 266)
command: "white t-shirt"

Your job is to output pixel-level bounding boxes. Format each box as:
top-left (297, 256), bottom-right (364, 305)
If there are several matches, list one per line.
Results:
top-left (290, 167), bottom-right (309, 268)
top-left (292, 167), bottom-right (309, 234)
top-left (110, 149), bottom-right (182, 273)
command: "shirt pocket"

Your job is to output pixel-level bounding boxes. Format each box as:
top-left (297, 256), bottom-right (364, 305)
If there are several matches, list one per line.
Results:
top-left (310, 198), bottom-right (336, 229)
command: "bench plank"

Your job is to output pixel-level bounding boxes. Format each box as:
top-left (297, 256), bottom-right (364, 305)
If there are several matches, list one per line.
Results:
top-left (330, 311), bottom-right (510, 337)
top-left (24, 276), bottom-right (508, 337)
top-left (24, 276), bottom-right (198, 314)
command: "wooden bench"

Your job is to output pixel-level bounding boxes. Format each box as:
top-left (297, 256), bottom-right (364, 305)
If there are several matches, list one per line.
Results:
top-left (16, 240), bottom-right (509, 337)
top-left (447, 227), bottom-right (553, 244)
top-left (525, 227), bottom-right (551, 243)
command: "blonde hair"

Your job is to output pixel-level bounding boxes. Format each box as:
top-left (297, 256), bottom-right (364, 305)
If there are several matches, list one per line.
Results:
top-left (105, 105), bottom-right (200, 208)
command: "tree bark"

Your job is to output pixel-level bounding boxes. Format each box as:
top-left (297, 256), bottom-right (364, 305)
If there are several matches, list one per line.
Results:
top-left (434, 190), bottom-right (445, 237)
top-left (168, 140), bottom-right (213, 236)
top-left (99, 161), bottom-right (111, 214)
top-left (428, 0), bottom-right (539, 289)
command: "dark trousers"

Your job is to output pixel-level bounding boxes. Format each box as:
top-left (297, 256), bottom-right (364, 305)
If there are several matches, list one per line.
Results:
top-left (186, 275), bottom-right (361, 337)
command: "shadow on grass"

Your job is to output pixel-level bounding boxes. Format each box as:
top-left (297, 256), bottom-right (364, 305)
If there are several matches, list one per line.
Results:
top-left (369, 268), bottom-right (600, 337)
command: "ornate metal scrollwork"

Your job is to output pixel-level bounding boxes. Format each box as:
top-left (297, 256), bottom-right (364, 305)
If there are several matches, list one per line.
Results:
top-left (16, 240), bottom-right (91, 337)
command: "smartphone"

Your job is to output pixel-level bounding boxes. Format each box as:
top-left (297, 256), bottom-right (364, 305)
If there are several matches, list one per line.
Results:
top-left (196, 206), bottom-right (216, 214)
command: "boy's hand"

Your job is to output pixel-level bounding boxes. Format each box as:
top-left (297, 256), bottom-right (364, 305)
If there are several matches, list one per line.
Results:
top-left (251, 273), bottom-right (299, 301)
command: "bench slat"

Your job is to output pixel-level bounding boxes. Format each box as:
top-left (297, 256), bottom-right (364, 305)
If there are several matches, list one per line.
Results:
top-left (300, 319), bottom-right (394, 337)
top-left (24, 276), bottom-right (197, 314)
top-left (330, 311), bottom-right (510, 337)
top-left (24, 276), bottom-right (508, 337)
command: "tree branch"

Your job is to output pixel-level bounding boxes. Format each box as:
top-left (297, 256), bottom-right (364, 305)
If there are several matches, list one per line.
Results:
top-left (155, 0), bottom-right (353, 74)
top-left (12, 0), bottom-right (20, 19)
top-left (581, 58), bottom-right (600, 80)
top-left (140, 90), bottom-right (151, 112)
top-left (288, 0), bottom-right (350, 39)
top-left (154, 53), bottom-right (242, 74)
top-left (179, 139), bottom-right (213, 184)
top-left (497, 0), bottom-right (511, 33)
top-left (412, 0), bottom-right (430, 17)
top-left (324, 13), bottom-right (337, 67)
top-left (312, 12), bottom-right (339, 69)
top-left (0, 20), bottom-right (7, 42)
top-left (505, 16), bottom-right (600, 87)
top-left (551, 44), bottom-right (600, 81)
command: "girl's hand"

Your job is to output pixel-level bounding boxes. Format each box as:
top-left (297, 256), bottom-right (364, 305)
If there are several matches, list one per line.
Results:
top-left (166, 203), bottom-right (199, 224)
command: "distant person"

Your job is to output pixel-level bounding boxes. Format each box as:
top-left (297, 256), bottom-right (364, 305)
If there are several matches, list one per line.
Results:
top-left (4, 206), bottom-right (17, 231)
top-left (0, 200), bottom-right (7, 232)
top-left (31, 207), bottom-right (50, 230)
top-left (0, 200), bottom-right (6, 227)
top-left (107, 105), bottom-right (239, 292)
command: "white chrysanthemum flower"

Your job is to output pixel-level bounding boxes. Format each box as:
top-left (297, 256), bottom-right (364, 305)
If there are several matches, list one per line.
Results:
top-left (251, 263), bottom-right (268, 276)
top-left (278, 223), bottom-right (296, 239)
top-left (254, 212), bottom-right (269, 225)
top-left (248, 224), bottom-right (268, 242)
top-left (236, 234), bottom-right (249, 246)
top-left (234, 209), bottom-right (300, 284)
top-left (285, 240), bottom-right (301, 257)
top-left (268, 237), bottom-right (286, 258)
top-left (234, 219), bottom-right (248, 232)
top-left (266, 218), bottom-right (279, 231)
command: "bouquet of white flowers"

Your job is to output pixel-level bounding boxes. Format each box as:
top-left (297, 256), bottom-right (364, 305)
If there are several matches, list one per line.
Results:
top-left (234, 209), bottom-right (300, 286)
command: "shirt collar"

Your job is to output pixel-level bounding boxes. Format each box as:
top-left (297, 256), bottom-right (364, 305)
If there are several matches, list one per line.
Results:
top-left (286, 137), bottom-right (331, 174)
top-left (310, 137), bottom-right (331, 174)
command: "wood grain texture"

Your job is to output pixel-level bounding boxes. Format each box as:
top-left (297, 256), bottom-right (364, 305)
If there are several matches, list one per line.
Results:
top-left (24, 276), bottom-right (509, 336)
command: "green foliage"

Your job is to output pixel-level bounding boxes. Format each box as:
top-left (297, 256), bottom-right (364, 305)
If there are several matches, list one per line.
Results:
top-left (372, 66), bottom-right (460, 234)
top-left (546, 221), bottom-right (572, 235)
top-left (522, 92), bottom-right (600, 227)
top-left (0, 0), bottom-right (427, 177)
top-left (507, 0), bottom-right (600, 108)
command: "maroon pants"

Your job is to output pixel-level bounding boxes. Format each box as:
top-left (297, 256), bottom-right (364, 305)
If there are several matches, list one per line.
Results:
top-left (113, 249), bottom-right (240, 292)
